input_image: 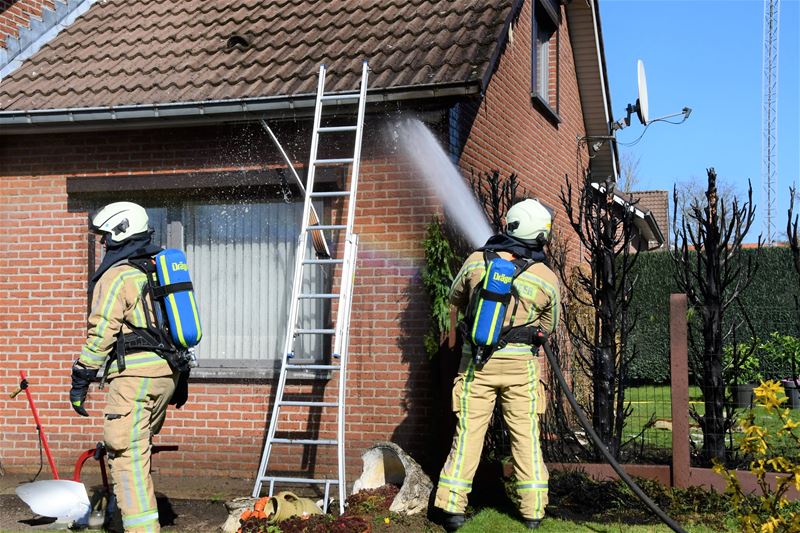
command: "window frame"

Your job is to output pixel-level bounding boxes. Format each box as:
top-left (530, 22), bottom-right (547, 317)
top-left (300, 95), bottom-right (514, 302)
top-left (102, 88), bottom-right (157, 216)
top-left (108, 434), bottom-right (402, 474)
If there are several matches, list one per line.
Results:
top-left (531, 0), bottom-right (561, 124)
top-left (80, 178), bottom-right (340, 380)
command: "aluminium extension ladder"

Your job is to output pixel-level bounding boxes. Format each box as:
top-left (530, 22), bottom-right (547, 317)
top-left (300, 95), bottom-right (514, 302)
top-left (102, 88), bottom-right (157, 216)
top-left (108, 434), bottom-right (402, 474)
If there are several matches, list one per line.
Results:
top-left (252, 61), bottom-right (369, 513)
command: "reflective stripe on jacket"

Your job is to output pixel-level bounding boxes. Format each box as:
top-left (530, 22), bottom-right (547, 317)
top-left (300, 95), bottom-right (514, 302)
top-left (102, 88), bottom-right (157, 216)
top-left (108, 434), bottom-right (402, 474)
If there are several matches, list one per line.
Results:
top-left (79, 263), bottom-right (172, 378)
top-left (450, 249), bottom-right (560, 356)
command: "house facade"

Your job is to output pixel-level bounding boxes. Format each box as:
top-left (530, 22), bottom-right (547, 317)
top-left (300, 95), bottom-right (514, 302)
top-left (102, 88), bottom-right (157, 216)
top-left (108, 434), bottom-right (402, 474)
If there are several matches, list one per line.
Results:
top-left (0, 0), bottom-right (619, 483)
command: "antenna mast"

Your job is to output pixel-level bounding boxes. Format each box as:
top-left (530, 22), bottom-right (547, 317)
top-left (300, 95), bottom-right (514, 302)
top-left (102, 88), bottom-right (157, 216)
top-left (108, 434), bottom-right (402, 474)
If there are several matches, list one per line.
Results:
top-left (761, 0), bottom-right (780, 245)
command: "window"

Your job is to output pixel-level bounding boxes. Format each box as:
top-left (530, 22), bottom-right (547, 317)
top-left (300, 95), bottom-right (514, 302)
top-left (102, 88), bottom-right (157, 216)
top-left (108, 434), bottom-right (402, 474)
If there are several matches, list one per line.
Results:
top-left (532, 0), bottom-right (560, 120)
top-left (91, 195), bottom-right (328, 377)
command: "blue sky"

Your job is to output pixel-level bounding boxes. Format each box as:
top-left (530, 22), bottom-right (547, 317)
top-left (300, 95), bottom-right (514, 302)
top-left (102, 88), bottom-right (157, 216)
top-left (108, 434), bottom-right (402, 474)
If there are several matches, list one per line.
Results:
top-left (599, 0), bottom-right (799, 242)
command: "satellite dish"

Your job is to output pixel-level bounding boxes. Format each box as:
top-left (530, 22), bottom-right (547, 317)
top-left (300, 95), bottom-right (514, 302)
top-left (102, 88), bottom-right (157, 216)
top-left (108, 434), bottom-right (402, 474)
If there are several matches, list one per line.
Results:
top-left (636, 59), bottom-right (649, 125)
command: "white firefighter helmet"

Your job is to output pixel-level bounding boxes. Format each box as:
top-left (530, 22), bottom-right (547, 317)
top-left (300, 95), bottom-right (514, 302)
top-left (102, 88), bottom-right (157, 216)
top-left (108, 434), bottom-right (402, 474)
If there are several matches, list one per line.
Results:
top-left (90, 201), bottom-right (149, 243)
top-left (505, 198), bottom-right (553, 244)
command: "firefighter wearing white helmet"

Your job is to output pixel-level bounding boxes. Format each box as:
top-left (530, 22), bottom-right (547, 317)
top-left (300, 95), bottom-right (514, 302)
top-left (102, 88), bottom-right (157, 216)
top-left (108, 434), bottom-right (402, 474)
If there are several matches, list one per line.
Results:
top-left (71, 201), bottom-right (182, 533)
top-left (505, 198), bottom-right (553, 245)
top-left (434, 198), bottom-right (559, 531)
top-left (89, 201), bottom-right (150, 243)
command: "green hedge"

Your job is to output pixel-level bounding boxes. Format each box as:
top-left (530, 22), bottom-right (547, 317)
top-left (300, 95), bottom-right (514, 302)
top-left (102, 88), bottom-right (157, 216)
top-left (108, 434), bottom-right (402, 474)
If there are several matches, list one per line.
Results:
top-left (626, 246), bottom-right (800, 384)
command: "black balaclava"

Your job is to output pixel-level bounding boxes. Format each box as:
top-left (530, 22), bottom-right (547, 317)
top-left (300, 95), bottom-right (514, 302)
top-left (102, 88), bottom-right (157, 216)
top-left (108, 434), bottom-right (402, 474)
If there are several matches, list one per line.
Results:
top-left (479, 233), bottom-right (548, 264)
top-left (88, 231), bottom-right (161, 296)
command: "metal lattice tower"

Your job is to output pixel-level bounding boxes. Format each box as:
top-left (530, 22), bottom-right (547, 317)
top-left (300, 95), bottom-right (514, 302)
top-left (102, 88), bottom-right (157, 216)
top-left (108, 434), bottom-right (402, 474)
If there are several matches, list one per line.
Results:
top-left (761, 0), bottom-right (780, 245)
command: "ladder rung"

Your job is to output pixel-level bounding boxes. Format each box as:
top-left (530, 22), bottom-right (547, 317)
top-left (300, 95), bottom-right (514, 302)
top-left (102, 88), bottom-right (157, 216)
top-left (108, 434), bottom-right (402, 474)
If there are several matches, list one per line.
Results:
top-left (271, 438), bottom-right (337, 445)
top-left (310, 191), bottom-right (350, 198)
top-left (308, 224), bottom-right (346, 231)
top-left (258, 476), bottom-right (340, 485)
top-left (295, 329), bottom-right (336, 334)
top-left (299, 293), bottom-right (340, 299)
top-left (320, 93), bottom-right (360, 101)
top-left (314, 158), bottom-right (354, 165)
top-left (285, 364), bottom-right (340, 371)
top-left (318, 125), bottom-right (357, 133)
top-left (303, 258), bottom-right (344, 265)
top-left (279, 401), bottom-right (339, 407)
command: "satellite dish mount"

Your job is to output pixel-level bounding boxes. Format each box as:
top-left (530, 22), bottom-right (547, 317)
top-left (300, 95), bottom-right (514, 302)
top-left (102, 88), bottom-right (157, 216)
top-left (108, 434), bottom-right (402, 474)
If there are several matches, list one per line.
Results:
top-left (612, 59), bottom-right (650, 131)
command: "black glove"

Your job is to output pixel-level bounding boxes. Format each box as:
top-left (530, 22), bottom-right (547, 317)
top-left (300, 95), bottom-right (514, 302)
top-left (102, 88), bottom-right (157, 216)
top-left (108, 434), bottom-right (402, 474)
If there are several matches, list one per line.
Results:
top-left (170, 370), bottom-right (190, 409)
top-left (70, 361), bottom-right (98, 417)
top-left (531, 328), bottom-right (549, 346)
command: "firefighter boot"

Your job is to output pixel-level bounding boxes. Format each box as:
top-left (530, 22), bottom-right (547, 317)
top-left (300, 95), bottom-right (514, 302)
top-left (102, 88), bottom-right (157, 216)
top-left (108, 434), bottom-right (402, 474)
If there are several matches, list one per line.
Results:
top-left (441, 512), bottom-right (465, 531)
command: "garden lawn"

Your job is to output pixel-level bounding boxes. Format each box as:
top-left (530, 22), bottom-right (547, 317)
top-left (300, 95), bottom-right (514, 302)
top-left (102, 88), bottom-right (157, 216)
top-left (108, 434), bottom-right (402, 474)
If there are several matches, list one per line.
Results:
top-left (459, 508), bottom-right (734, 532)
top-left (624, 384), bottom-right (800, 462)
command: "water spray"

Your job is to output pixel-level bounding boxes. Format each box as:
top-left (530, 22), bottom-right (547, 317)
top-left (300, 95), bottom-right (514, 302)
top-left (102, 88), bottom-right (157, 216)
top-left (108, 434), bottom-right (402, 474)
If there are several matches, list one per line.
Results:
top-left (394, 119), bottom-right (492, 248)
top-left (397, 118), bottom-right (686, 531)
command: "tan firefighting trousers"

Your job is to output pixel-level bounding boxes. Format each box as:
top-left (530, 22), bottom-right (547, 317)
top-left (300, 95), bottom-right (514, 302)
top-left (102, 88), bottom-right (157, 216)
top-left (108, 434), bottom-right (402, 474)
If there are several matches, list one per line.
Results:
top-left (434, 354), bottom-right (548, 520)
top-left (104, 375), bottom-right (176, 533)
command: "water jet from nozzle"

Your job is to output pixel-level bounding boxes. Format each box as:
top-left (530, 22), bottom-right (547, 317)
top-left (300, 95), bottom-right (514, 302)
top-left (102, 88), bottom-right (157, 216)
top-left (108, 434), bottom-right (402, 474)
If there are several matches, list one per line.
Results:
top-left (395, 119), bottom-right (492, 248)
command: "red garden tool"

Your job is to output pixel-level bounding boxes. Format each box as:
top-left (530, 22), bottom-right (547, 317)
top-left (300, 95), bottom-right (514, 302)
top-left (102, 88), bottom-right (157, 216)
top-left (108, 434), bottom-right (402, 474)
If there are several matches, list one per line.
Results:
top-left (10, 370), bottom-right (91, 523)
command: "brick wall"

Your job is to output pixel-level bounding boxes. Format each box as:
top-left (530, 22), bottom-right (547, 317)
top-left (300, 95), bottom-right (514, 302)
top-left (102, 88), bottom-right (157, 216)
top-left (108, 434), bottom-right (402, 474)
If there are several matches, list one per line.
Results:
top-left (0, 122), bottom-right (443, 483)
top-left (0, 0), bottom-right (591, 486)
top-left (458, 2), bottom-right (588, 243)
top-left (0, 0), bottom-right (55, 46)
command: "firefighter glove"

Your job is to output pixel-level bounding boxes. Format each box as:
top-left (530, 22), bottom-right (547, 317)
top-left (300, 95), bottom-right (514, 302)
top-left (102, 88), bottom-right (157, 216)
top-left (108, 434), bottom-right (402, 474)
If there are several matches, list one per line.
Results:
top-left (70, 361), bottom-right (98, 417)
top-left (170, 369), bottom-right (190, 409)
top-left (531, 328), bottom-right (548, 347)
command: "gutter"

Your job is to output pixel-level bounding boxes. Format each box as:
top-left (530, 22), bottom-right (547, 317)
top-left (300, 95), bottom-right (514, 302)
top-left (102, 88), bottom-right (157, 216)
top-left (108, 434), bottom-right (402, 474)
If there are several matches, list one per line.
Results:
top-left (0, 81), bottom-right (481, 133)
top-left (588, 0), bottom-right (620, 179)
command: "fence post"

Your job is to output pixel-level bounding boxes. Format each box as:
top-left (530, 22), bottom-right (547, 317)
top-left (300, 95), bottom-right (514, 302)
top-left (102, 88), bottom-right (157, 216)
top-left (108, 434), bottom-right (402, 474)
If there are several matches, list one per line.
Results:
top-left (670, 293), bottom-right (690, 488)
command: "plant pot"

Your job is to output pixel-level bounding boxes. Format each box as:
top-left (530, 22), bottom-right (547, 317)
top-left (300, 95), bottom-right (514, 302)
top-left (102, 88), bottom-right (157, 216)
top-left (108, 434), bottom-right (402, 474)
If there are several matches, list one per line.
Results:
top-left (782, 379), bottom-right (800, 409)
top-left (730, 383), bottom-right (755, 408)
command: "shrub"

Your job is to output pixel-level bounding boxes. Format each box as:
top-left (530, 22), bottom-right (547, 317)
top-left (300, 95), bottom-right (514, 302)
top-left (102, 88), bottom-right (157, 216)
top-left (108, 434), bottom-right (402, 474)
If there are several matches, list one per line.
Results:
top-left (724, 333), bottom-right (800, 384)
top-left (713, 381), bottom-right (800, 532)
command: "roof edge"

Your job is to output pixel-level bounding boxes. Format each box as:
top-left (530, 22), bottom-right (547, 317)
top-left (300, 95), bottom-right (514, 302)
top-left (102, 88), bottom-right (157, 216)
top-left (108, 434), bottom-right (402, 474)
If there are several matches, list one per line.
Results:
top-left (480, 0), bottom-right (526, 94)
top-left (0, 81), bottom-right (481, 133)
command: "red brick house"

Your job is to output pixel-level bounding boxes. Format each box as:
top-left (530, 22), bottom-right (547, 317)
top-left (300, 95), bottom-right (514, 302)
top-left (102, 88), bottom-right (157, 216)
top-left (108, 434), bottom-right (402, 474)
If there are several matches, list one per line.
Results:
top-left (0, 0), bottom-right (621, 484)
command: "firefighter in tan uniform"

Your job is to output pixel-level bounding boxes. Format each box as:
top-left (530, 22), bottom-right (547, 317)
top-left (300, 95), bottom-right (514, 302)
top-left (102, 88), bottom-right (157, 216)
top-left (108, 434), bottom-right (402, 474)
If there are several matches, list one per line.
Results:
top-left (69, 202), bottom-right (183, 533)
top-left (434, 199), bottom-right (559, 531)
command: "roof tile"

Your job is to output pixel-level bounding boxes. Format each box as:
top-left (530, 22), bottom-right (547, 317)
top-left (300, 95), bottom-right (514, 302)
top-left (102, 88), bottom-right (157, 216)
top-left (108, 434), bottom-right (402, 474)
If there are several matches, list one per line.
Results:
top-left (0, 0), bottom-right (515, 111)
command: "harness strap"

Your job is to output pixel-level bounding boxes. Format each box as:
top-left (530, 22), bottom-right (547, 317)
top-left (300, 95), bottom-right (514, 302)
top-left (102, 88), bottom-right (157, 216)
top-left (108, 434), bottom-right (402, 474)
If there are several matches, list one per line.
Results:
top-left (152, 281), bottom-right (193, 300)
top-left (477, 287), bottom-right (512, 305)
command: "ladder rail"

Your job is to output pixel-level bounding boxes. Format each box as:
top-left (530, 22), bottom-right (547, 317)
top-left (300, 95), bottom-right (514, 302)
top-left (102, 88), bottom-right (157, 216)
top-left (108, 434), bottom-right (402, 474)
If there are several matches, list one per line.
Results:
top-left (253, 63), bottom-right (368, 513)
top-left (252, 66), bottom-right (328, 499)
top-left (336, 234), bottom-right (358, 503)
top-left (344, 61), bottom-right (369, 237)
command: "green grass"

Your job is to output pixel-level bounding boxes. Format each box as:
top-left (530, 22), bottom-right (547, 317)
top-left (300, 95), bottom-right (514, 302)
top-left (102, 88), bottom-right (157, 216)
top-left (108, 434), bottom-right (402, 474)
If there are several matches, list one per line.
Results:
top-left (459, 508), bottom-right (734, 532)
top-left (623, 384), bottom-right (800, 462)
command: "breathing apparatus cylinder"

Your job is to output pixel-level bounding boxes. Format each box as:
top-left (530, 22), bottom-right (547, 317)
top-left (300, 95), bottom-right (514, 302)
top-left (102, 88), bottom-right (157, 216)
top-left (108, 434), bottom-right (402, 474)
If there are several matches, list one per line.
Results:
top-left (154, 249), bottom-right (202, 349)
top-left (469, 255), bottom-right (516, 364)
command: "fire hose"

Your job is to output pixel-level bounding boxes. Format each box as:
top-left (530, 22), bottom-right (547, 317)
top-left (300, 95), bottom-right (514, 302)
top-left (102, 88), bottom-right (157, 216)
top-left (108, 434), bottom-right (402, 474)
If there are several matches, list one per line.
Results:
top-left (537, 332), bottom-right (687, 533)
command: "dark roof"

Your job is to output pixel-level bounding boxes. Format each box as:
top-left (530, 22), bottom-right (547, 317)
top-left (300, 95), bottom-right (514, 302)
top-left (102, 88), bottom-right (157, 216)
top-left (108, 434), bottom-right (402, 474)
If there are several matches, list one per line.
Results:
top-left (0, 0), bottom-right (516, 112)
top-left (629, 190), bottom-right (670, 248)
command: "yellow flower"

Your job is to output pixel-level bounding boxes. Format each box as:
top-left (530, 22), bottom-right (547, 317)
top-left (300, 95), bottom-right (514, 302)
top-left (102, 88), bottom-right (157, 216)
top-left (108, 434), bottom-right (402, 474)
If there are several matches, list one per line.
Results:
top-left (751, 459), bottom-right (766, 478)
top-left (754, 380), bottom-right (787, 411)
top-left (767, 456), bottom-right (791, 472)
top-left (384, 517), bottom-right (391, 524)
top-left (760, 516), bottom-right (780, 533)
top-left (782, 417), bottom-right (799, 431)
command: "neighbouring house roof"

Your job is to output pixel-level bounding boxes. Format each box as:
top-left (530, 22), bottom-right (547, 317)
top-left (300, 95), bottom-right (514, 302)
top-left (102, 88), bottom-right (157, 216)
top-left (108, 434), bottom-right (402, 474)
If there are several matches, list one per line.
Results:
top-left (0, 0), bottom-right (518, 114)
top-left (629, 190), bottom-right (670, 249)
top-left (589, 183), bottom-right (666, 250)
